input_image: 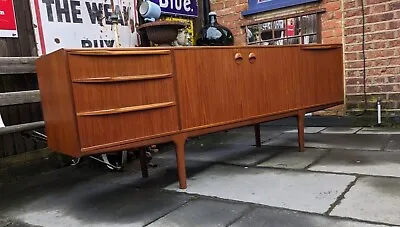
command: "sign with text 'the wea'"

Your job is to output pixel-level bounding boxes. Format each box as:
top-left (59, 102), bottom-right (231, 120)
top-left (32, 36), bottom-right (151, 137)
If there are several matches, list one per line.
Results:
top-left (0, 0), bottom-right (18, 38)
top-left (150, 0), bottom-right (198, 17)
top-left (30, 0), bottom-right (139, 55)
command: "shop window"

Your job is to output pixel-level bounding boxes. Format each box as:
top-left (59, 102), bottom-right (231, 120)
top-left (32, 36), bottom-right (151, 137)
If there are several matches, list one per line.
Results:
top-left (245, 13), bottom-right (320, 46)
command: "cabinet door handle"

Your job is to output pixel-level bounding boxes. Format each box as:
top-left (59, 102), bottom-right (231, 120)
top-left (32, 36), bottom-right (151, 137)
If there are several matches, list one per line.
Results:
top-left (234, 53), bottom-right (243, 64)
top-left (249, 53), bottom-right (256, 64)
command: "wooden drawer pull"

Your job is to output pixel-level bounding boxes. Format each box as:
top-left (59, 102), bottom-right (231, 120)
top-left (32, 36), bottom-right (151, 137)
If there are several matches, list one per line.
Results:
top-left (77, 102), bottom-right (175, 116)
top-left (72, 73), bottom-right (172, 83)
top-left (234, 53), bottom-right (243, 64)
top-left (69, 50), bottom-right (171, 56)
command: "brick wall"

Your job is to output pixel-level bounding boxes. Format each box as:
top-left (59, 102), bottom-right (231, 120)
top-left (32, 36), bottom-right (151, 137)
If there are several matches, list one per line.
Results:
top-left (344, 0), bottom-right (400, 115)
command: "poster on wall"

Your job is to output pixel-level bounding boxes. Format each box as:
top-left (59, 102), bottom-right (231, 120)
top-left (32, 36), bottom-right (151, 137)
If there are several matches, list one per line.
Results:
top-left (0, 0), bottom-right (18, 38)
top-left (29, 0), bottom-right (139, 55)
top-left (150, 0), bottom-right (198, 17)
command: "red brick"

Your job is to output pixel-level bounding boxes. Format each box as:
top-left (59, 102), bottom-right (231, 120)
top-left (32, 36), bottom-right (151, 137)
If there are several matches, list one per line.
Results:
top-left (345, 18), bottom-right (362, 27)
top-left (366, 31), bottom-right (395, 42)
top-left (366, 13), bottom-right (394, 23)
top-left (388, 21), bottom-right (400, 29)
top-left (365, 49), bottom-right (395, 58)
top-left (345, 44), bottom-right (363, 51)
top-left (323, 20), bottom-right (341, 29)
top-left (346, 52), bottom-right (359, 60)
top-left (345, 8), bottom-right (362, 18)
top-left (325, 1), bottom-right (341, 11)
top-left (366, 0), bottom-right (391, 5)
top-left (344, 1), bottom-right (357, 9)
top-left (389, 1), bottom-right (400, 10)
top-left (345, 26), bottom-right (363, 35)
top-left (346, 70), bottom-right (363, 77)
top-left (211, 2), bottom-right (225, 11)
top-left (367, 4), bottom-right (386, 14)
top-left (346, 61), bottom-right (364, 68)
top-left (388, 39), bottom-right (400, 47)
top-left (365, 41), bottom-right (387, 49)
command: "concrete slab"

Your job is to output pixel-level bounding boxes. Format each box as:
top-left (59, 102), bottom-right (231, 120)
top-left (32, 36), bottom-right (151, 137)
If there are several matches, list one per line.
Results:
top-left (230, 207), bottom-right (386, 227)
top-left (166, 165), bottom-right (355, 214)
top-left (284, 127), bottom-right (327, 134)
top-left (309, 149), bottom-right (400, 178)
top-left (385, 135), bottom-right (400, 151)
top-left (263, 133), bottom-right (390, 151)
top-left (5, 184), bottom-right (191, 227)
top-left (331, 177), bottom-right (400, 225)
top-left (148, 199), bottom-right (249, 227)
top-left (320, 127), bottom-right (362, 134)
top-left (357, 127), bottom-right (400, 135)
top-left (223, 146), bottom-right (293, 166)
top-left (258, 148), bottom-right (327, 169)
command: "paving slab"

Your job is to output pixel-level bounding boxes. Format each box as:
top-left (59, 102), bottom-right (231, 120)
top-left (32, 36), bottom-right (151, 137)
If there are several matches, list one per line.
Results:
top-left (309, 149), bottom-right (400, 177)
top-left (357, 127), bottom-right (400, 135)
top-left (284, 127), bottom-right (327, 134)
top-left (230, 207), bottom-right (386, 227)
top-left (263, 133), bottom-right (390, 151)
top-left (222, 146), bottom-right (294, 166)
top-left (385, 135), bottom-right (400, 151)
top-left (148, 199), bottom-right (249, 227)
top-left (331, 177), bottom-right (400, 225)
top-left (4, 183), bottom-right (191, 227)
top-left (258, 148), bottom-right (327, 169)
top-left (320, 127), bottom-right (362, 134)
top-left (166, 165), bottom-right (355, 214)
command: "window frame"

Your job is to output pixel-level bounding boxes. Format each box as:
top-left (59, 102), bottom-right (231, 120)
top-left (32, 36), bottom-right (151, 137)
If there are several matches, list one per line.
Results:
top-left (244, 11), bottom-right (323, 46)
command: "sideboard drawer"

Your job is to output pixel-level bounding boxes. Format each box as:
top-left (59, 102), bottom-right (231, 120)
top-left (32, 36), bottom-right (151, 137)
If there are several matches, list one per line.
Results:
top-left (71, 75), bottom-right (176, 113)
top-left (67, 50), bottom-right (173, 80)
top-left (76, 103), bottom-right (179, 149)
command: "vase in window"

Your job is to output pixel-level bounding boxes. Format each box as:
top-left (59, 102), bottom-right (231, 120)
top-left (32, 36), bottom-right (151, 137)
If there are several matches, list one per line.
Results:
top-left (196, 12), bottom-right (234, 46)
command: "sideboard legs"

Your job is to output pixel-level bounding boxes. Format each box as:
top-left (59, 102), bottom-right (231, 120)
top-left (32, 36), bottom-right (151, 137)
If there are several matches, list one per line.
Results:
top-left (139, 149), bottom-right (149, 178)
top-left (174, 136), bottom-right (187, 189)
top-left (297, 111), bottom-right (305, 152)
top-left (254, 124), bottom-right (261, 147)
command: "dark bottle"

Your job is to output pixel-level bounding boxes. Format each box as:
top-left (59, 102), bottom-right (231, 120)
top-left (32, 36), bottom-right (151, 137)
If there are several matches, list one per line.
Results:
top-left (196, 12), bottom-right (234, 46)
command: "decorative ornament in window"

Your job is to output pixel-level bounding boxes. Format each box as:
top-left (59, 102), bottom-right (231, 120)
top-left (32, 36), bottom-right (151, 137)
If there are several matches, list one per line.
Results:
top-left (242, 0), bottom-right (321, 16)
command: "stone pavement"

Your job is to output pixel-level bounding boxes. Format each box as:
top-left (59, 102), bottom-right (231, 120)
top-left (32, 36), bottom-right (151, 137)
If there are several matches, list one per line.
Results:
top-left (1, 125), bottom-right (400, 227)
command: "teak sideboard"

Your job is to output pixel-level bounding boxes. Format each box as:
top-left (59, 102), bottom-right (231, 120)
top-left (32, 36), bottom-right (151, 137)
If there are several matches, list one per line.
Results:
top-left (35, 44), bottom-right (344, 189)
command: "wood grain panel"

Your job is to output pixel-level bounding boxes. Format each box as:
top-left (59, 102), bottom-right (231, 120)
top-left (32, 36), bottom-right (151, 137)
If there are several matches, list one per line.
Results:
top-left (35, 50), bottom-right (81, 157)
top-left (239, 47), bottom-right (301, 118)
top-left (72, 77), bottom-right (176, 112)
top-left (298, 46), bottom-right (344, 108)
top-left (68, 54), bottom-right (173, 80)
top-left (77, 106), bottom-right (179, 149)
top-left (173, 49), bottom-right (244, 129)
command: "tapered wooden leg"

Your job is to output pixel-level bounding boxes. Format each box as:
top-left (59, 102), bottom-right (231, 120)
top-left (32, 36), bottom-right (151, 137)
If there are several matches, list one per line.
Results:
top-left (297, 111), bottom-right (305, 152)
top-left (174, 137), bottom-right (187, 189)
top-left (139, 149), bottom-right (149, 178)
top-left (254, 124), bottom-right (261, 147)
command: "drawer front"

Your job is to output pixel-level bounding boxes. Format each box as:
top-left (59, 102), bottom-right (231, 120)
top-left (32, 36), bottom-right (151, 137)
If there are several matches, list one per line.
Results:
top-left (71, 76), bottom-right (176, 113)
top-left (77, 104), bottom-right (179, 149)
top-left (67, 50), bottom-right (173, 80)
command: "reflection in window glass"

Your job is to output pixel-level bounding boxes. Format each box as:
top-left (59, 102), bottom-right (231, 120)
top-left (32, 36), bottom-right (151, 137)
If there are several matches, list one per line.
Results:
top-left (247, 25), bottom-right (260, 43)
top-left (246, 13), bottom-right (319, 46)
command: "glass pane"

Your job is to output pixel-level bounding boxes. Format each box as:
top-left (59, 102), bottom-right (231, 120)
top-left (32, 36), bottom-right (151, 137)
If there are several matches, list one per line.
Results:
top-left (301, 14), bottom-right (317, 35)
top-left (261, 22), bottom-right (272, 30)
top-left (261, 30), bottom-right (273, 41)
top-left (303, 35), bottom-right (317, 44)
top-left (274, 20), bottom-right (285, 29)
top-left (246, 25), bottom-right (260, 43)
top-left (275, 39), bottom-right (285, 45)
top-left (287, 37), bottom-right (300, 44)
top-left (286, 17), bottom-right (301, 37)
top-left (261, 40), bottom-right (275, 45)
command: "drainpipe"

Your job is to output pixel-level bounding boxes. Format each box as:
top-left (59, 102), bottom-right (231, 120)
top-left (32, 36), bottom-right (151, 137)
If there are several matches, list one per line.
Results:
top-left (203, 0), bottom-right (211, 26)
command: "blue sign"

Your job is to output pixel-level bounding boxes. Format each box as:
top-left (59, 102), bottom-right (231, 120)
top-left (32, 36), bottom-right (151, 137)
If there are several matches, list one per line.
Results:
top-left (150, 0), bottom-right (198, 17)
top-left (242, 0), bottom-right (321, 16)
